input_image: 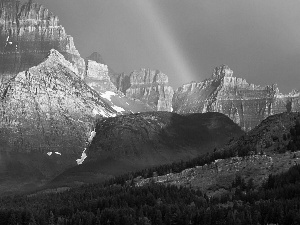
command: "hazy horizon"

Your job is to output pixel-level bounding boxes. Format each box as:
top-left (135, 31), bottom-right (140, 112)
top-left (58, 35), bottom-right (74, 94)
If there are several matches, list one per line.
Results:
top-left (34, 0), bottom-right (300, 93)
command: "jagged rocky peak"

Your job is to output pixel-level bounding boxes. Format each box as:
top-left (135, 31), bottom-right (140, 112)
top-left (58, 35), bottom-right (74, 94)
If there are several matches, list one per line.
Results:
top-left (211, 64), bottom-right (233, 80)
top-left (46, 49), bottom-right (78, 74)
top-left (0, 0), bottom-right (85, 82)
top-left (124, 68), bottom-right (174, 111)
top-left (86, 52), bottom-right (106, 65)
top-left (173, 65), bottom-right (300, 131)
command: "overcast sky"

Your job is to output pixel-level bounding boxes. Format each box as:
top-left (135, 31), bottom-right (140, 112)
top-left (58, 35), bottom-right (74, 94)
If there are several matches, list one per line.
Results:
top-left (36, 0), bottom-right (300, 93)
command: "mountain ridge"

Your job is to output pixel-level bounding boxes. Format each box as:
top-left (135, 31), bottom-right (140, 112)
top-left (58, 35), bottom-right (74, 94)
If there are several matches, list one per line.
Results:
top-left (173, 65), bottom-right (300, 131)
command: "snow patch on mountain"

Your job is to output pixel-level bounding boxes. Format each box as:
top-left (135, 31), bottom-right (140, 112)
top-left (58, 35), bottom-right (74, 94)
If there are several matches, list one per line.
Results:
top-left (76, 129), bottom-right (97, 165)
top-left (88, 129), bottom-right (96, 142)
top-left (112, 105), bottom-right (125, 113)
top-left (100, 91), bottom-right (116, 101)
top-left (76, 149), bottom-right (87, 165)
top-left (92, 108), bottom-right (113, 117)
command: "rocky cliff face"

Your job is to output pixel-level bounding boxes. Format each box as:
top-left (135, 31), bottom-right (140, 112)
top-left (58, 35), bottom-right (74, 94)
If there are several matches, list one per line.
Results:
top-left (0, 50), bottom-right (116, 173)
top-left (173, 65), bottom-right (300, 131)
top-left (0, 0), bottom-right (85, 83)
top-left (110, 72), bottom-right (131, 94)
top-left (84, 59), bottom-right (117, 93)
top-left (114, 69), bottom-right (174, 111)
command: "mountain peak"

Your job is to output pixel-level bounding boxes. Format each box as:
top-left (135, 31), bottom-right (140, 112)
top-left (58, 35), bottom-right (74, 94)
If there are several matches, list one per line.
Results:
top-left (86, 52), bottom-right (106, 64)
top-left (48, 49), bottom-right (64, 59)
top-left (45, 49), bottom-right (79, 75)
top-left (212, 65), bottom-right (233, 80)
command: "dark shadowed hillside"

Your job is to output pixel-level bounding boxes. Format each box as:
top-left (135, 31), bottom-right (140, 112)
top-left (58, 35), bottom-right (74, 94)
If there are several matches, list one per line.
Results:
top-left (222, 112), bottom-right (300, 156)
top-left (89, 112), bottom-right (243, 165)
top-left (50, 112), bottom-right (243, 187)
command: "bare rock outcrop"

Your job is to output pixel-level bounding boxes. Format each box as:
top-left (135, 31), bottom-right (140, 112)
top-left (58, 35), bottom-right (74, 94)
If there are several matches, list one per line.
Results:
top-left (114, 69), bottom-right (174, 111)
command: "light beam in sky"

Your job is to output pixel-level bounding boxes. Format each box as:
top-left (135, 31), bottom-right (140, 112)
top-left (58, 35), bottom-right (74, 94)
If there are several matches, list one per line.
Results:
top-left (134, 0), bottom-right (196, 85)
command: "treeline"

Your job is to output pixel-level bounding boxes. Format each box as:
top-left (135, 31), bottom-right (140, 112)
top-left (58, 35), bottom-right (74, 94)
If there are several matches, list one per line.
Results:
top-left (110, 143), bottom-right (239, 187)
top-left (1, 164), bottom-right (300, 224)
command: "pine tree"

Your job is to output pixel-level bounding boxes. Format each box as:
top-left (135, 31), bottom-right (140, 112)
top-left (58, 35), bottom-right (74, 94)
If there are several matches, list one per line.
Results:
top-left (48, 211), bottom-right (55, 225)
top-left (29, 213), bottom-right (37, 225)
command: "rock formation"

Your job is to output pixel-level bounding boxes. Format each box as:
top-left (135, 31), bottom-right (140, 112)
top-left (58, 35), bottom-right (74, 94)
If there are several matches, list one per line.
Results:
top-left (0, 0), bottom-right (85, 84)
top-left (173, 65), bottom-right (300, 131)
top-left (114, 69), bottom-right (174, 112)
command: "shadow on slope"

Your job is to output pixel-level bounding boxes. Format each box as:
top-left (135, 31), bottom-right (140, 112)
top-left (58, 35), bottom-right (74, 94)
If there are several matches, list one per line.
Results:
top-left (222, 112), bottom-right (300, 156)
top-left (49, 112), bottom-right (244, 188)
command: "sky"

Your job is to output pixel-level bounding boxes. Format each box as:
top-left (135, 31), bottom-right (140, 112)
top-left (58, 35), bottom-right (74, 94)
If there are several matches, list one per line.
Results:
top-left (34, 0), bottom-right (300, 93)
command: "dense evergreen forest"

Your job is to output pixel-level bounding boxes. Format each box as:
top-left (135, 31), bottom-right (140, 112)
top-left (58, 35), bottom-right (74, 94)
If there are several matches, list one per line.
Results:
top-left (1, 164), bottom-right (300, 224)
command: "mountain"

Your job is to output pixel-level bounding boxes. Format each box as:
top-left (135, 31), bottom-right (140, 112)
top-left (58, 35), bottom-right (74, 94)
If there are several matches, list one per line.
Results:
top-left (0, 49), bottom-right (118, 195)
top-left (113, 69), bottom-right (174, 111)
top-left (50, 112), bottom-right (243, 186)
top-left (173, 65), bottom-right (300, 131)
top-left (0, 0), bottom-right (86, 82)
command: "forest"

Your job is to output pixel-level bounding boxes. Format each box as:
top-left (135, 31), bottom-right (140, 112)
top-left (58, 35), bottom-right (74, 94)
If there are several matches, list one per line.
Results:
top-left (1, 163), bottom-right (300, 224)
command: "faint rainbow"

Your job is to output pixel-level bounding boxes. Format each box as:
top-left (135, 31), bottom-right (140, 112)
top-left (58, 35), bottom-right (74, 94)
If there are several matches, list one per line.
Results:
top-left (134, 0), bottom-right (196, 85)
